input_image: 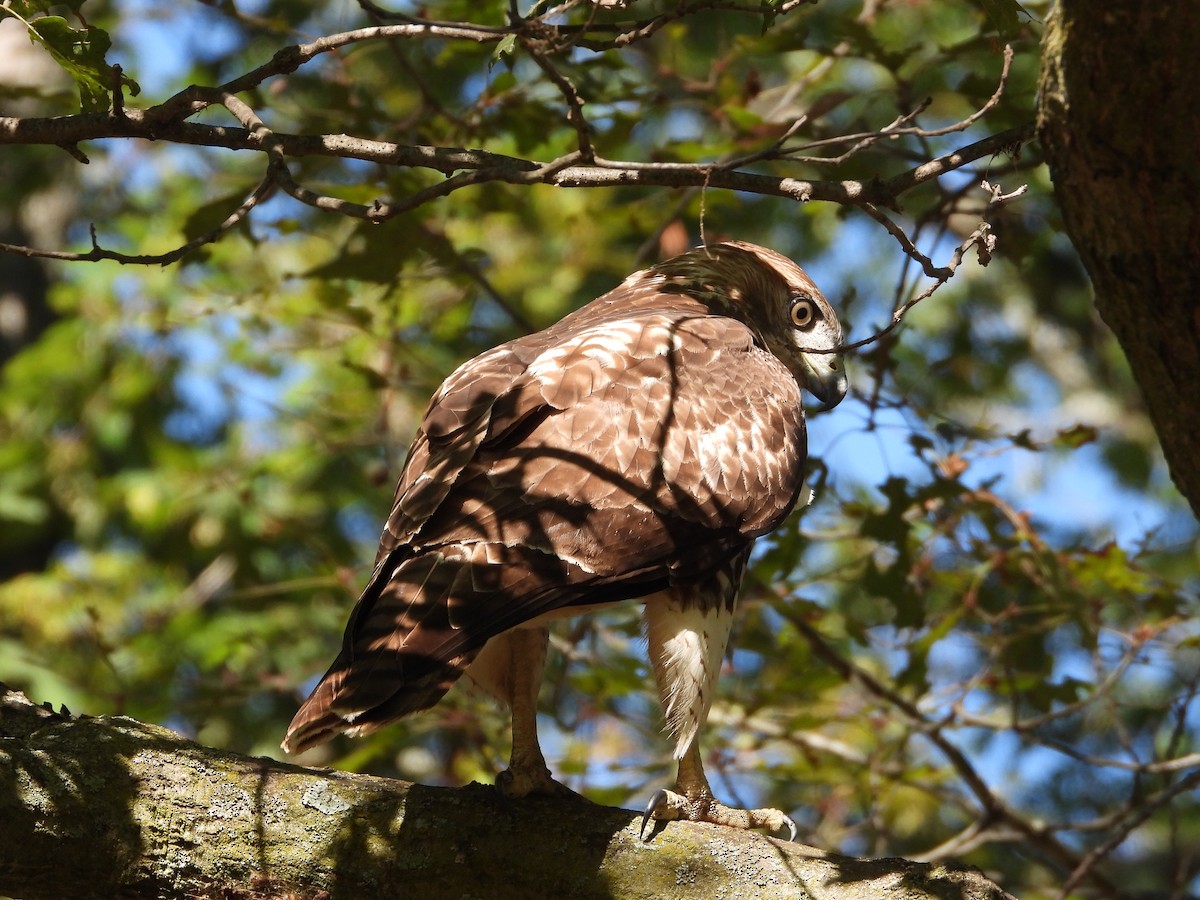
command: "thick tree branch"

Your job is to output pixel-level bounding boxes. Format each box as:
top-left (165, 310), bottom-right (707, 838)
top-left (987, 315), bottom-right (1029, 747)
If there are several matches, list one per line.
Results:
top-left (0, 104), bottom-right (1031, 260)
top-left (0, 686), bottom-right (1012, 900)
top-left (2, 106), bottom-right (985, 205)
top-left (1039, 2), bottom-right (1200, 517)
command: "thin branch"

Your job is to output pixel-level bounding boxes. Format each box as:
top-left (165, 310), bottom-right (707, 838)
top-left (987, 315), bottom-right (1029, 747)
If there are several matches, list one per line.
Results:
top-left (895, 44), bottom-right (1015, 139)
top-left (1021, 736), bottom-right (1200, 776)
top-left (0, 175), bottom-right (275, 265)
top-left (267, 156), bottom-right (388, 221)
top-left (219, 92), bottom-right (268, 136)
top-left (521, 39), bottom-right (595, 161)
top-left (56, 142), bottom-right (89, 163)
top-left (753, 44), bottom-right (1016, 170)
top-left (819, 210), bottom-right (997, 356)
top-left (146, 22), bottom-right (509, 125)
top-left (142, 0), bottom-right (812, 129)
top-left (953, 641), bottom-right (1138, 734)
top-left (860, 202), bottom-right (955, 279)
top-left (881, 122), bottom-right (1036, 199)
top-left (913, 820), bottom-right (1026, 864)
top-left (0, 5), bottom-right (1037, 270)
top-left (110, 64), bottom-right (128, 122)
top-left (765, 99), bottom-right (930, 168)
top-left (371, 170), bottom-right (489, 221)
top-left (775, 605), bottom-right (1126, 899)
top-left (531, 0), bottom-right (817, 52)
top-left (1057, 769), bottom-right (1200, 900)
top-left (418, 223), bottom-right (538, 333)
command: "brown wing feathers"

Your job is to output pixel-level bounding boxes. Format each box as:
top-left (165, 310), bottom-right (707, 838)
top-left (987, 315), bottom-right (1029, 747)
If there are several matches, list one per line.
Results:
top-left (282, 245), bottom-right (817, 754)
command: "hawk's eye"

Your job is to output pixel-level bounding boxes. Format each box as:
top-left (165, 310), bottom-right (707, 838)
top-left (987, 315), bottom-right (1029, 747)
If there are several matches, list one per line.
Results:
top-left (789, 297), bottom-right (816, 329)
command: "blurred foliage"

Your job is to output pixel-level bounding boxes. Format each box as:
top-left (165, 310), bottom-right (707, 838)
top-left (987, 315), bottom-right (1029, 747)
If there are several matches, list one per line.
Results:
top-left (0, 1), bottom-right (1197, 898)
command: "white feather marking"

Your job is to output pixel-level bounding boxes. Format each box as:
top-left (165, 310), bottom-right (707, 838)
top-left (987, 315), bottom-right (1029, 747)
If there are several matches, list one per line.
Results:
top-left (796, 480), bottom-right (814, 509)
top-left (643, 592), bottom-right (735, 758)
top-left (525, 318), bottom-right (670, 390)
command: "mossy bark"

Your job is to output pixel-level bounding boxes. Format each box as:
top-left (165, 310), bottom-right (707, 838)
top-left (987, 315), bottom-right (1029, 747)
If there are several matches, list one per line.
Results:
top-left (1038, 2), bottom-right (1200, 517)
top-left (0, 686), bottom-right (1011, 900)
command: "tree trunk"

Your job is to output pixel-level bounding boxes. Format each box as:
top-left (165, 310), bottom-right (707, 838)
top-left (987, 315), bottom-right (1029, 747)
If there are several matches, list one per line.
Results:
top-left (1038, 2), bottom-right (1200, 518)
top-left (0, 685), bottom-right (1011, 900)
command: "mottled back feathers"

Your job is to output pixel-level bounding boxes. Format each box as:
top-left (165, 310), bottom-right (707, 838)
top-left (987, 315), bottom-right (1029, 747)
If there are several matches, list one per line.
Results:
top-left (282, 242), bottom-right (845, 754)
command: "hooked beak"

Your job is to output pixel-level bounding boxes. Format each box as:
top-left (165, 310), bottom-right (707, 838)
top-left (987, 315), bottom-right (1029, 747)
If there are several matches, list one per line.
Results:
top-left (803, 354), bottom-right (848, 412)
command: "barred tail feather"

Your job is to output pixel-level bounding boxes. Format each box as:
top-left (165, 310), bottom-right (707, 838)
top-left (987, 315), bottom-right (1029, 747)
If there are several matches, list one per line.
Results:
top-left (281, 649), bottom-right (471, 754)
top-left (282, 541), bottom-right (622, 755)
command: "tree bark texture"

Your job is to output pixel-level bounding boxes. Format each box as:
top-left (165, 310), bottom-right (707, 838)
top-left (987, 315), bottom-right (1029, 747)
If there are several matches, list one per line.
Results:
top-left (1038, 2), bottom-right (1200, 518)
top-left (0, 686), bottom-right (1012, 900)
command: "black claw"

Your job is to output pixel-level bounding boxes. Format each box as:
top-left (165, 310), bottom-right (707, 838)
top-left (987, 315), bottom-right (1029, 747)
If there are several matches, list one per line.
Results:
top-left (783, 816), bottom-right (798, 842)
top-left (639, 788), bottom-right (668, 841)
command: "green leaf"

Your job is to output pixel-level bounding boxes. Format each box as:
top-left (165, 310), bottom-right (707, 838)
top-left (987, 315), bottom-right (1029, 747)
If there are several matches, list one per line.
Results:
top-left (0, 489), bottom-right (50, 525)
top-left (491, 34), bottom-right (517, 71)
top-left (8, 0), bottom-right (79, 15)
top-left (340, 360), bottom-right (390, 390)
top-left (973, 0), bottom-right (1023, 39)
top-left (11, 10), bottom-right (114, 113)
top-left (1053, 423), bottom-right (1098, 449)
top-left (723, 104), bottom-right (764, 132)
top-left (303, 221), bottom-right (421, 284)
top-left (908, 433), bottom-right (934, 455)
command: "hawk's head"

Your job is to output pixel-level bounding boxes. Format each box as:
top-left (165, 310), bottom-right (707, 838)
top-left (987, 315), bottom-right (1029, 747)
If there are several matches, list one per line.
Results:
top-left (653, 242), bottom-right (848, 411)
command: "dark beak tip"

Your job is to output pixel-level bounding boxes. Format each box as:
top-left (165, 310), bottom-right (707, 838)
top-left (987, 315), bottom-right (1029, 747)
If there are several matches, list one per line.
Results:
top-left (810, 377), bottom-right (849, 413)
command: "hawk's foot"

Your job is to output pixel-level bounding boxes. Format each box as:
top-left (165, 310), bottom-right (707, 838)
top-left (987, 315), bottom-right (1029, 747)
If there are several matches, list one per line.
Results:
top-left (640, 787), bottom-right (797, 841)
top-left (495, 763), bottom-right (580, 800)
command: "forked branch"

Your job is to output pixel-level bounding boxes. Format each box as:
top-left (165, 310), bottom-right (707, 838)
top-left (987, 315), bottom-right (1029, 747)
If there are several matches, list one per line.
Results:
top-left (0, 2), bottom-right (1032, 269)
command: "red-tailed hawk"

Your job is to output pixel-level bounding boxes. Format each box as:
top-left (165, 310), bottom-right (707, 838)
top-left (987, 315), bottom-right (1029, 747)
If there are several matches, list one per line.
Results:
top-left (283, 241), bottom-right (847, 838)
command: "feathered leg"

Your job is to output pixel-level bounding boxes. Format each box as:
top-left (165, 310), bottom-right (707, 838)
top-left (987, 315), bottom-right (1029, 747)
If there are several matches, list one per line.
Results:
top-left (465, 625), bottom-right (573, 798)
top-left (641, 580), bottom-right (796, 840)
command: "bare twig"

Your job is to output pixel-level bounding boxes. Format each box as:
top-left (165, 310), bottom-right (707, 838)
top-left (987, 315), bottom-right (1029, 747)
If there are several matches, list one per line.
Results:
top-left (1057, 768), bottom-right (1200, 899)
top-left (56, 142), bottom-right (89, 164)
top-left (521, 39), bottom-right (595, 161)
top-left (1, 107), bottom-right (1030, 209)
top-left (219, 92), bottom-right (268, 137)
top-left (548, 0), bottom-right (817, 51)
top-left (110, 64), bottom-right (127, 121)
top-left (417, 223), bottom-right (538, 333)
top-left (881, 122), bottom-right (1036, 199)
top-left (913, 819), bottom-right (1027, 863)
top-left (893, 44), bottom-right (1015, 139)
top-left (815, 211), bottom-right (996, 356)
top-left (146, 22), bottom-right (509, 125)
top-left (760, 44), bottom-right (1017, 169)
top-left (0, 175), bottom-right (275, 265)
top-left (775, 605), bottom-right (1125, 898)
top-left (767, 99), bottom-right (931, 168)
top-left (0, 4), bottom-right (1036, 270)
top-left (267, 157), bottom-right (388, 221)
